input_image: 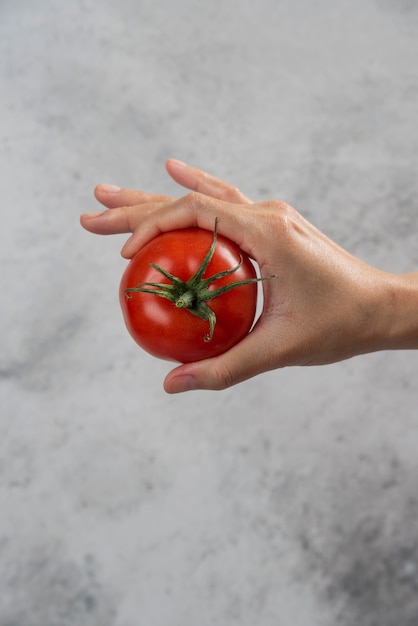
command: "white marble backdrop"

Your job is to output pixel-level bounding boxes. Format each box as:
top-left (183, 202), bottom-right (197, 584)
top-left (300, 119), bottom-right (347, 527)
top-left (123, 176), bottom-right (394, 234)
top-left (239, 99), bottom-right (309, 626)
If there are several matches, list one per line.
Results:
top-left (1, 1), bottom-right (418, 624)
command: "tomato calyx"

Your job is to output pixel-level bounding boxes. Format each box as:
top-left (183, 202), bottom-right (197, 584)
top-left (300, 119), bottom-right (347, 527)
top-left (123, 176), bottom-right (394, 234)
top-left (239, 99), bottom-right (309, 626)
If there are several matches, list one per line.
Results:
top-left (124, 219), bottom-right (273, 343)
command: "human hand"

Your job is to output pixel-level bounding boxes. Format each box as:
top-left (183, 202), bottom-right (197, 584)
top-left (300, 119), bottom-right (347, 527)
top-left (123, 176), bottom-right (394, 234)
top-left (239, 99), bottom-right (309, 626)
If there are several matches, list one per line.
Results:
top-left (81, 160), bottom-right (398, 393)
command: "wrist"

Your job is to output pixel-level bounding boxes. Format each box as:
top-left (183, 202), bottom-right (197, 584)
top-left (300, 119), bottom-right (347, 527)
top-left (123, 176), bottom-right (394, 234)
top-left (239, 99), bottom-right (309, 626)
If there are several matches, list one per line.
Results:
top-left (374, 271), bottom-right (418, 351)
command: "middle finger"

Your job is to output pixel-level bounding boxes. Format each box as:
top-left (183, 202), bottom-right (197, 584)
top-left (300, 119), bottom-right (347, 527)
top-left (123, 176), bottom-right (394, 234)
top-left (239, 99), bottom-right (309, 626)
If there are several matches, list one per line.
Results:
top-left (94, 184), bottom-right (174, 209)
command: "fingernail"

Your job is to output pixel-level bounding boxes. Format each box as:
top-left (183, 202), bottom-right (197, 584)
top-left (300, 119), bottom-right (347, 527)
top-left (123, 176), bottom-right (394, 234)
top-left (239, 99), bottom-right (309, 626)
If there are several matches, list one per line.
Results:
top-left (170, 159), bottom-right (188, 168)
top-left (120, 236), bottom-right (133, 258)
top-left (98, 184), bottom-right (122, 193)
top-left (168, 374), bottom-right (197, 393)
top-left (82, 210), bottom-right (107, 219)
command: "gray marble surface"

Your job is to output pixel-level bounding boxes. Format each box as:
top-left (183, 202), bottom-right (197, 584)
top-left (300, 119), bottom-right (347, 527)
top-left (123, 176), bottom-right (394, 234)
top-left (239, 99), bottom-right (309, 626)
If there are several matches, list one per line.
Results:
top-left (1, 1), bottom-right (418, 624)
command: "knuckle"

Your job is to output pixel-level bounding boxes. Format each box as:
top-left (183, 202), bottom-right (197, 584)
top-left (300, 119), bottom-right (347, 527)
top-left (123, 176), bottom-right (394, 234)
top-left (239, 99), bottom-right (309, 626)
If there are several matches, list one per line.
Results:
top-left (184, 191), bottom-right (214, 217)
top-left (222, 185), bottom-right (242, 201)
top-left (187, 190), bottom-right (207, 204)
top-left (264, 199), bottom-right (294, 215)
top-left (211, 362), bottom-right (235, 390)
top-left (187, 190), bottom-right (200, 202)
top-left (261, 200), bottom-right (301, 240)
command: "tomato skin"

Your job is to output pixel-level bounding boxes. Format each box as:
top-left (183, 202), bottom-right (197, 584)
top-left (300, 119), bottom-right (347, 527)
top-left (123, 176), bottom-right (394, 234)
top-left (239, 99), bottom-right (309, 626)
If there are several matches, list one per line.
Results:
top-left (119, 228), bottom-right (258, 362)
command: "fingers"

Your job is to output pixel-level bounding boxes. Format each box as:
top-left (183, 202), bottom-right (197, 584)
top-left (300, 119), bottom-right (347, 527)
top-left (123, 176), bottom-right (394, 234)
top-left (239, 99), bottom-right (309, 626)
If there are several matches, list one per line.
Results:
top-left (82, 190), bottom-right (222, 248)
top-left (92, 158), bottom-right (251, 213)
top-left (94, 183), bottom-right (173, 209)
top-left (80, 201), bottom-right (166, 236)
top-left (120, 192), bottom-right (258, 259)
top-left (81, 192), bottom-right (211, 250)
top-left (166, 159), bottom-right (252, 204)
top-left (163, 323), bottom-right (278, 393)
top-left (81, 161), bottom-right (252, 242)
top-left (80, 183), bottom-right (173, 235)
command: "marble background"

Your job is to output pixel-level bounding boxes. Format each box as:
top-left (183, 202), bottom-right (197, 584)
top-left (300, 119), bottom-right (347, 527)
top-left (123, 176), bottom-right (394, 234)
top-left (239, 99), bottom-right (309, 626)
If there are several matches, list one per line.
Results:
top-left (1, 0), bottom-right (418, 624)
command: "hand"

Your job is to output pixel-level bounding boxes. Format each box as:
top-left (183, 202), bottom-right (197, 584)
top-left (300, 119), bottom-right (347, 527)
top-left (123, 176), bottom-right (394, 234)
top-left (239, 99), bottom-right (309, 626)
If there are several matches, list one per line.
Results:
top-left (81, 160), bottom-right (404, 393)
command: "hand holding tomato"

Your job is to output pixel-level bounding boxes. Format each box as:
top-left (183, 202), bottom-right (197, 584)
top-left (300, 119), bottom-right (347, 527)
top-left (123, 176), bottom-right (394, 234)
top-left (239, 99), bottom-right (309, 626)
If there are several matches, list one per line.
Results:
top-left (81, 160), bottom-right (418, 392)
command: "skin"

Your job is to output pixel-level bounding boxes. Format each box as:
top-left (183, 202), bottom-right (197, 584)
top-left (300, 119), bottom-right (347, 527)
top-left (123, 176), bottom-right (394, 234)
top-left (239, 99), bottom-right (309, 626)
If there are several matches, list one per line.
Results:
top-left (80, 159), bottom-right (418, 393)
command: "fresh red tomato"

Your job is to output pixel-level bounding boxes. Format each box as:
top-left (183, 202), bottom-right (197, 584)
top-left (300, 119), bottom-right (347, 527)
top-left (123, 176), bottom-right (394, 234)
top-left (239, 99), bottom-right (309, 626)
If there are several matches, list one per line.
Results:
top-left (119, 221), bottom-right (262, 363)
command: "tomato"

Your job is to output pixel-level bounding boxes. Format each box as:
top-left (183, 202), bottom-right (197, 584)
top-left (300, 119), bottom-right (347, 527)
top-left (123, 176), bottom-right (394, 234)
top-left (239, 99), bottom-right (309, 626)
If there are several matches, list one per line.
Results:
top-left (119, 221), bottom-right (262, 363)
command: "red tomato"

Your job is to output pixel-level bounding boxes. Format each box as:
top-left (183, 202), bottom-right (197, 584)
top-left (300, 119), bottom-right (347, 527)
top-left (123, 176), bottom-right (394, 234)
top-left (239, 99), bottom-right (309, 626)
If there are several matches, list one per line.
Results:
top-left (119, 225), bottom-right (259, 363)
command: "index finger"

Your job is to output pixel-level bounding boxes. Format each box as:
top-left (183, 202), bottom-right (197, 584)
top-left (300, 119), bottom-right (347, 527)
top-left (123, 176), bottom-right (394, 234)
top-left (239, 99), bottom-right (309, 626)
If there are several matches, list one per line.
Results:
top-left (121, 192), bottom-right (259, 259)
top-left (80, 201), bottom-right (167, 236)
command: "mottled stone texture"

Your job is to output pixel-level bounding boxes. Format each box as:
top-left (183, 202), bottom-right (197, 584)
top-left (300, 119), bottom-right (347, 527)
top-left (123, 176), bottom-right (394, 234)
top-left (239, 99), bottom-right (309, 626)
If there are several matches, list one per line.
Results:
top-left (1, 1), bottom-right (418, 625)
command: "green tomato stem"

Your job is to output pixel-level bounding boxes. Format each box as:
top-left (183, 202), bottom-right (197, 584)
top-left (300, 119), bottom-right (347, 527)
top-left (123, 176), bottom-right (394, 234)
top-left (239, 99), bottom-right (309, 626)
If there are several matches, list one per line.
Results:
top-left (175, 291), bottom-right (195, 309)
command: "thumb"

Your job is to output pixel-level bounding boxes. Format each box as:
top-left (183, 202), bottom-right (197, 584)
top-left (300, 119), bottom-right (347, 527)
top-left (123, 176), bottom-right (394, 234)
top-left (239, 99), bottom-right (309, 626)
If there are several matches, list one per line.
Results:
top-left (163, 328), bottom-right (276, 393)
